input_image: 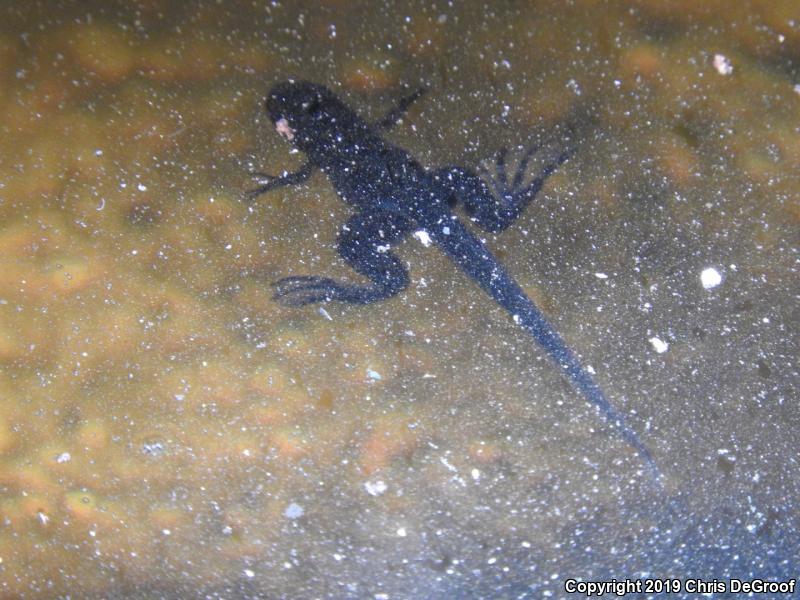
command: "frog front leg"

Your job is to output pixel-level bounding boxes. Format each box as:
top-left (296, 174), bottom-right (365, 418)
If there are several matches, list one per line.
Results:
top-left (246, 160), bottom-right (315, 201)
top-left (374, 88), bottom-right (426, 131)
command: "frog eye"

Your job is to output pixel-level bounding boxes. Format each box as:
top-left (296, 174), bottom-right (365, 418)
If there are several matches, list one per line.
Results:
top-left (301, 96), bottom-right (323, 115)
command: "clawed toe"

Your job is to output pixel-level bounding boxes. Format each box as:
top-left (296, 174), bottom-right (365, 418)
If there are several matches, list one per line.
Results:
top-left (245, 188), bottom-right (268, 201)
top-left (244, 161), bottom-right (315, 201)
top-left (249, 171), bottom-right (277, 186)
top-left (271, 276), bottom-right (338, 307)
top-left (495, 146), bottom-right (508, 182)
top-left (245, 171), bottom-right (283, 200)
top-left (273, 290), bottom-right (330, 307)
top-left (271, 276), bottom-right (322, 287)
top-left (511, 141), bottom-right (543, 189)
top-left (476, 162), bottom-right (501, 197)
top-left (482, 137), bottom-right (572, 204)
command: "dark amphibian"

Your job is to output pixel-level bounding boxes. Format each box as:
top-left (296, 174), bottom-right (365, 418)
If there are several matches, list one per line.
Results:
top-left (247, 80), bottom-right (660, 483)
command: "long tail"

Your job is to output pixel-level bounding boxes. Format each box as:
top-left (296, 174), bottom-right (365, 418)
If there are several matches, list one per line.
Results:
top-left (430, 218), bottom-right (661, 483)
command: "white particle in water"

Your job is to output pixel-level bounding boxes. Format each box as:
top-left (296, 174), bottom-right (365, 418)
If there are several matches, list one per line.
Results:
top-left (649, 337), bottom-right (669, 354)
top-left (284, 502), bottom-right (304, 519)
top-left (365, 480), bottom-right (388, 496)
top-left (413, 230), bottom-right (432, 247)
top-left (439, 456), bottom-right (457, 472)
top-left (713, 53), bottom-right (733, 75)
top-left (700, 267), bottom-right (722, 289)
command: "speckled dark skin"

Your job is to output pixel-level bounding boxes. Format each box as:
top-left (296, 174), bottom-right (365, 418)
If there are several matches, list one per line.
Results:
top-left (248, 80), bottom-right (659, 482)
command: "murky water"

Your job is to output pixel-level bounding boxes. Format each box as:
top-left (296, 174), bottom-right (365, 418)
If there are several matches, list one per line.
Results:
top-left (0, 1), bottom-right (798, 597)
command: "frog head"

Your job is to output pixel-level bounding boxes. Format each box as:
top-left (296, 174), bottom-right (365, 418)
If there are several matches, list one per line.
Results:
top-left (266, 80), bottom-right (340, 151)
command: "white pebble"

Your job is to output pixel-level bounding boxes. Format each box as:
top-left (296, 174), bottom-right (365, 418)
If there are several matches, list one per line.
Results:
top-left (700, 267), bottom-right (722, 289)
top-left (364, 480), bottom-right (388, 496)
top-left (649, 337), bottom-right (669, 354)
top-left (284, 502), bottom-right (304, 519)
top-left (713, 54), bottom-right (733, 75)
top-left (413, 230), bottom-right (432, 247)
